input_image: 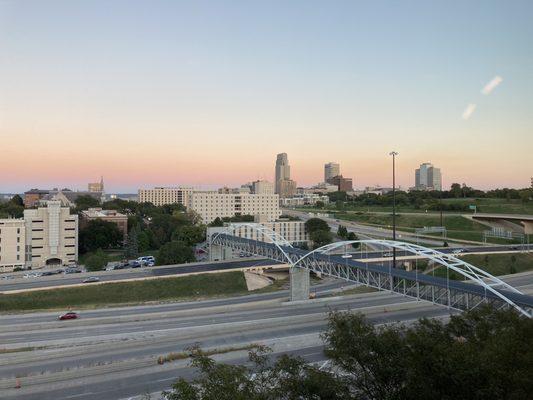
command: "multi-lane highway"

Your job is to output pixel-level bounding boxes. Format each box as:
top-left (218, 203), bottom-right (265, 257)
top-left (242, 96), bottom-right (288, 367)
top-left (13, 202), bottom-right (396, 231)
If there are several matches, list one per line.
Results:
top-left (1, 272), bottom-right (532, 400)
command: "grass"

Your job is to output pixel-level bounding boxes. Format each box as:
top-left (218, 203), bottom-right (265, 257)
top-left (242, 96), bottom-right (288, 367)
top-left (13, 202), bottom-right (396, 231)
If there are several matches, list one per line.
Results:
top-left (333, 213), bottom-right (491, 242)
top-left (0, 347), bottom-right (38, 354)
top-left (296, 197), bottom-right (533, 215)
top-left (426, 253), bottom-right (533, 280)
top-left (159, 344), bottom-right (260, 364)
top-left (0, 271), bottom-right (249, 312)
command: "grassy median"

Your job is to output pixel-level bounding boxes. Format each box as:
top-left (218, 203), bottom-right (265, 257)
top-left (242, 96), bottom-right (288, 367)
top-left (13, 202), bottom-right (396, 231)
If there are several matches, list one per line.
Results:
top-left (0, 271), bottom-right (248, 312)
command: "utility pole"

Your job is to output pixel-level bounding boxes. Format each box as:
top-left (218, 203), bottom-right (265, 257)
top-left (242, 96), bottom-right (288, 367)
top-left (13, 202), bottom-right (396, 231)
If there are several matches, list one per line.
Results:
top-left (389, 151), bottom-right (398, 268)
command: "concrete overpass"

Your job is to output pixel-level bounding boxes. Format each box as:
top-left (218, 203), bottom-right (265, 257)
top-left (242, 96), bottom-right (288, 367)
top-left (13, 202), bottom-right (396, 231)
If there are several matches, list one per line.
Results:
top-left (470, 213), bottom-right (533, 235)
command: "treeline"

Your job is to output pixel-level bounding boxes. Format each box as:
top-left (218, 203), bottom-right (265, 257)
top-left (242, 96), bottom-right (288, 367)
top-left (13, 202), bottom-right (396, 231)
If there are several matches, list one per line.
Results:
top-left (320, 183), bottom-right (533, 211)
top-left (162, 306), bottom-right (533, 400)
top-left (76, 196), bottom-right (205, 269)
top-left (0, 194), bottom-right (24, 218)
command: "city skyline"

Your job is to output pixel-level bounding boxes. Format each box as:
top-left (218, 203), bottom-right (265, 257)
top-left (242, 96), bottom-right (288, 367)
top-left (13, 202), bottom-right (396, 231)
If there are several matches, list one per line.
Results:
top-left (1, 1), bottom-right (532, 192)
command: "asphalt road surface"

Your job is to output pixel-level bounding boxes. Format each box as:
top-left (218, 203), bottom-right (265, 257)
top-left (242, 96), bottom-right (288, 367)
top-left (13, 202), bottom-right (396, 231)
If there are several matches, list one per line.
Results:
top-left (1, 272), bottom-right (532, 400)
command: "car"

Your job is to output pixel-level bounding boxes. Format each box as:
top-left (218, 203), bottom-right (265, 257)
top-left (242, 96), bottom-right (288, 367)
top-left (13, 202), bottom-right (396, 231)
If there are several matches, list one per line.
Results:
top-left (452, 248), bottom-right (465, 254)
top-left (64, 268), bottom-right (82, 274)
top-left (383, 252), bottom-right (393, 257)
top-left (341, 254), bottom-right (352, 259)
top-left (58, 312), bottom-right (78, 320)
top-left (510, 246), bottom-right (520, 250)
top-left (82, 276), bottom-right (100, 283)
top-left (41, 271), bottom-right (54, 276)
top-left (128, 260), bottom-right (141, 268)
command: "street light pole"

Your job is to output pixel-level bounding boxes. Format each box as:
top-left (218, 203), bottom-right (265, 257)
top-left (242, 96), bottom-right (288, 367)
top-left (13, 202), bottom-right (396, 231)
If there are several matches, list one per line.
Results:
top-left (389, 151), bottom-right (398, 268)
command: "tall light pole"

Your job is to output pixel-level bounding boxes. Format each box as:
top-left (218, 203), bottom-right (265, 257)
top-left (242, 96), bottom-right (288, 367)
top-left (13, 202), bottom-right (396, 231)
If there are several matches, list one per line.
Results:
top-left (389, 151), bottom-right (398, 268)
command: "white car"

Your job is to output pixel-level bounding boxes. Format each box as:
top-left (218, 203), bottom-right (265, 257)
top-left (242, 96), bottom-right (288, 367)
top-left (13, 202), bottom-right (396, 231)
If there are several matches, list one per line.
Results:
top-left (383, 252), bottom-right (393, 257)
top-left (452, 249), bottom-right (464, 254)
top-left (341, 254), bottom-right (352, 259)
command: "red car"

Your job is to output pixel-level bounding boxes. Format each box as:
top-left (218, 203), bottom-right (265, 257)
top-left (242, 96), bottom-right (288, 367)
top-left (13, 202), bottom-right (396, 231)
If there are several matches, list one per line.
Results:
top-left (58, 312), bottom-right (79, 320)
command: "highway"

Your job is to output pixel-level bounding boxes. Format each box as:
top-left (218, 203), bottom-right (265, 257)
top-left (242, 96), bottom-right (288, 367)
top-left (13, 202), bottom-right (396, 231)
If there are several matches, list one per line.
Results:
top-left (283, 209), bottom-right (480, 246)
top-left (0, 258), bottom-right (282, 293)
top-left (2, 242), bottom-right (531, 293)
top-left (1, 272), bottom-right (532, 400)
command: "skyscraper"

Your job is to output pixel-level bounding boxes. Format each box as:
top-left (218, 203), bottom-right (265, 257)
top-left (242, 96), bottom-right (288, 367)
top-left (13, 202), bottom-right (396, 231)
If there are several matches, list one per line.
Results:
top-left (415, 163), bottom-right (442, 191)
top-left (324, 162), bottom-right (340, 183)
top-left (275, 153), bottom-right (296, 197)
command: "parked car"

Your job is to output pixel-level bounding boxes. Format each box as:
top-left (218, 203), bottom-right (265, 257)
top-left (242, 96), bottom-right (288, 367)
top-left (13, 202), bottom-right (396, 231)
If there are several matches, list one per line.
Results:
top-left (65, 268), bottom-right (82, 274)
top-left (137, 256), bottom-right (155, 265)
top-left (82, 276), bottom-right (100, 283)
top-left (58, 312), bottom-right (78, 320)
top-left (128, 260), bottom-right (141, 268)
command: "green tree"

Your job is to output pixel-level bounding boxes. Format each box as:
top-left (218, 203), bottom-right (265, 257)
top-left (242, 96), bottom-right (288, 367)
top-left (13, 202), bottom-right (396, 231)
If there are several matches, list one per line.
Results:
top-left (209, 217), bottom-right (224, 227)
top-left (310, 229), bottom-right (333, 249)
top-left (157, 241), bottom-right (195, 265)
top-left (84, 248), bottom-right (109, 271)
top-left (315, 200), bottom-right (325, 208)
top-left (510, 255), bottom-right (517, 274)
top-left (74, 195), bottom-right (100, 212)
top-left (347, 231), bottom-right (360, 248)
top-left (79, 220), bottom-right (122, 253)
top-left (172, 225), bottom-right (206, 246)
top-left (305, 218), bottom-right (330, 233)
top-left (450, 182), bottom-right (462, 198)
top-left (124, 226), bottom-right (139, 259)
top-left (337, 225), bottom-right (348, 238)
top-left (162, 307), bottom-right (533, 400)
top-left (9, 194), bottom-right (24, 206)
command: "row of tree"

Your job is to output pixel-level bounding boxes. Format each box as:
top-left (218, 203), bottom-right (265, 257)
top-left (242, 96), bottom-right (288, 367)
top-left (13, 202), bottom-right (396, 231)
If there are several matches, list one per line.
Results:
top-left (162, 306), bottom-right (532, 400)
top-left (76, 197), bottom-right (204, 270)
top-left (0, 194), bottom-right (24, 218)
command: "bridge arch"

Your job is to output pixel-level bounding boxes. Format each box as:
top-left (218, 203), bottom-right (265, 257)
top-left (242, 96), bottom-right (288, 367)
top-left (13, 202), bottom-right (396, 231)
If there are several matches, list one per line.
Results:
top-left (295, 240), bottom-right (528, 317)
top-left (209, 223), bottom-right (295, 266)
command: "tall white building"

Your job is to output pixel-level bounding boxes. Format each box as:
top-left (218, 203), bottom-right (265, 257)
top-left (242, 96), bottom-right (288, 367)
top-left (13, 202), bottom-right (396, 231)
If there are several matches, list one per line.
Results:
top-left (324, 162), bottom-right (340, 182)
top-left (24, 200), bottom-right (78, 269)
top-left (187, 192), bottom-right (281, 224)
top-left (138, 187), bottom-right (195, 206)
top-left (415, 163), bottom-right (442, 191)
top-left (252, 180), bottom-right (274, 195)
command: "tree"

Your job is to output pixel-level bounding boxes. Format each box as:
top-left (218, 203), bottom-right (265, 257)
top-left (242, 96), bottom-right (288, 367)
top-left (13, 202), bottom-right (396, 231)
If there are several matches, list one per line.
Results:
top-left (310, 229), bottom-right (333, 249)
top-left (510, 255), bottom-right (517, 274)
top-left (305, 218), bottom-right (330, 233)
top-left (74, 195), bottom-right (100, 212)
top-left (209, 217), bottom-right (224, 227)
top-left (162, 345), bottom-right (350, 400)
top-left (124, 226), bottom-right (139, 259)
top-left (337, 225), bottom-right (348, 238)
top-left (347, 231), bottom-right (360, 248)
top-left (10, 194), bottom-right (23, 206)
top-left (315, 200), bottom-right (325, 208)
top-left (79, 220), bottom-right (123, 253)
top-left (157, 241), bottom-right (195, 265)
top-left (162, 307), bottom-right (533, 400)
top-left (450, 183), bottom-right (462, 198)
top-left (84, 248), bottom-right (109, 271)
top-left (172, 225), bottom-right (206, 246)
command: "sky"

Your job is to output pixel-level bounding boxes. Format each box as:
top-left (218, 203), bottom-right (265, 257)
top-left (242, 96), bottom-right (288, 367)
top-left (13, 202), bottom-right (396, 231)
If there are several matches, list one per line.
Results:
top-left (1, 0), bottom-right (532, 193)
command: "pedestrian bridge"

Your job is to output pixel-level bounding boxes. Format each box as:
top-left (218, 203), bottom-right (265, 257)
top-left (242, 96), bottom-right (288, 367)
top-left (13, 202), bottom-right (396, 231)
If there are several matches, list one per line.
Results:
top-left (209, 223), bottom-right (533, 318)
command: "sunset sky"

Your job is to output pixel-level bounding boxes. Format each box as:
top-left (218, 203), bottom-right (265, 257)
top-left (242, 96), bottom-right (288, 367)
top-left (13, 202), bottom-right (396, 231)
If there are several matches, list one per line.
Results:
top-left (1, 1), bottom-right (532, 193)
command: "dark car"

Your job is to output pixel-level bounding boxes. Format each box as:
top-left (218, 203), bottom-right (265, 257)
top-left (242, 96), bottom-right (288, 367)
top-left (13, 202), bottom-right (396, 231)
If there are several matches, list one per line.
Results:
top-left (128, 260), bottom-right (141, 268)
top-left (58, 312), bottom-right (78, 320)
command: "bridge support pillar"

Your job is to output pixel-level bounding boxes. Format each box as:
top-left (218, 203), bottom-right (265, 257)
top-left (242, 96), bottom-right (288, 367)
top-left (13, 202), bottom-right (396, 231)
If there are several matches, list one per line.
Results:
top-left (290, 267), bottom-right (310, 301)
top-left (209, 244), bottom-right (233, 261)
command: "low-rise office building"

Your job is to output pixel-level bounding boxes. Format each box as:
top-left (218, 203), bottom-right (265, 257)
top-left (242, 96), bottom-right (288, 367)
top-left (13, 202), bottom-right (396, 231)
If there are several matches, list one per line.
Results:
top-left (24, 201), bottom-right (78, 269)
top-left (188, 192), bottom-right (281, 224)
top-left (0, 201), bottom-right (78, 271)
top-left (0, 219), bottom-right (26, 272)
top-left (138, 187), bottom-right (195, 206)
top-left (280, 194), bottom-right (330, 207)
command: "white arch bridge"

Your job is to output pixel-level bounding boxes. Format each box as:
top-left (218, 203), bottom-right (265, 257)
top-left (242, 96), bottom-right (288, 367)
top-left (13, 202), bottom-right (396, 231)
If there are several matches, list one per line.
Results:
top-left (209, 223), bottom-right (533, 318)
